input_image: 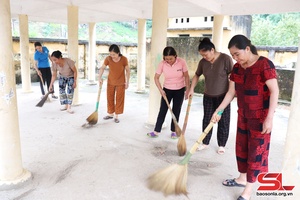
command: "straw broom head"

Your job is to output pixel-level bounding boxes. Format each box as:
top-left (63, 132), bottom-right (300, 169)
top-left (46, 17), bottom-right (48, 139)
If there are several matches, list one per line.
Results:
top-left (177, 134), bottom-right (187, 156)
top-left (174, 123), bottom-right (182, 137)
top-left (147, 163), bottom-right (188, 196)
top-left (147, 110), bottom-right (224, 196)
top-left (85, 84), bottom-right (102, 125)
top-left (86, 111), bottom-right (98, 125)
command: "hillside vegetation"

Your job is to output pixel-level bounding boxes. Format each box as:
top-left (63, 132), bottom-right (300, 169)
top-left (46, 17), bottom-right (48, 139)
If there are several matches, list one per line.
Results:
top-left (12, 20), bottom-right (152, 43)
top-left (11, 13), bottom-right (300, 46)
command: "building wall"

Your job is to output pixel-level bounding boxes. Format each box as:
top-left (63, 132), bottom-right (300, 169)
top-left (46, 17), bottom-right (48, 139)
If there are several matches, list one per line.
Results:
top-left (12, 38), bottom-right (137, 73)
top-left (168, 16), bottom-right (231, 30)
top-left (12, 37), bottom-right (297, 101)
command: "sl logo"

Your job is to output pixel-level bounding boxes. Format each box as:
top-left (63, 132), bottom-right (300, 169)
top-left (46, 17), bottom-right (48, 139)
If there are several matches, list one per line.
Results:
top-left (257, 173), bottom-right (295, 191)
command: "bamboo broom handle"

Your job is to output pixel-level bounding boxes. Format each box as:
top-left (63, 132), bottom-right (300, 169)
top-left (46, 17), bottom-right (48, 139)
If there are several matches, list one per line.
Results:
top-left (189, 109), bottom-right (224, 154)
top-left (95, 82), bottom-right (103, 111)
top-left (179, 109), bottom-right (224, 165)
top-left (162, 95), bottom-right (179, 125)
top-left (182, 95), bottom-right (193, 134)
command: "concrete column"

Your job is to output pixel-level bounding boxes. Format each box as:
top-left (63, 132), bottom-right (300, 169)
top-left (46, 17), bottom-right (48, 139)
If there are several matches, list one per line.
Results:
top-left (281, 38), bottom-right (300, 197)
top-left (0, 0), bottom-right (31, 190)
top-left (87, 22), bottom-right (96, 85)
top-left (67, 5), bottom-right (80, 104)
top-left (19, 14), bottom-right (32, 93)
top-left (212, 15), bottom-right (224, 52)
top-left (136, 19), bottom-right (146, 93)
top-left (146, 0), bottom-right (168, 126)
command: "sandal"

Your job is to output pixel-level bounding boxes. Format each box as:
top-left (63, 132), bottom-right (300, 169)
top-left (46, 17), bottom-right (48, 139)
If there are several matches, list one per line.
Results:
top-left (217, 146), bottom-right (225, 154)
top-left (222, 179), bottom-right (246, 187)
top-left (170, 132), bottom-right (177, 139)
top-left (67, 109), bottom-right (74, 114)
top-left (197, 144), bottom-right (209, 151)
top-left (147, 132), bottom-right (158, 138)
top-left (103, 116), bottom-right (113, 120)
top-left (114, 118), bottom-right (120, 123)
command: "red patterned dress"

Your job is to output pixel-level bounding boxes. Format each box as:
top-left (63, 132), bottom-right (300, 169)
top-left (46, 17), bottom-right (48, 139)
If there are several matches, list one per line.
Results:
top-left (230, 56), bottom-right (277, 183)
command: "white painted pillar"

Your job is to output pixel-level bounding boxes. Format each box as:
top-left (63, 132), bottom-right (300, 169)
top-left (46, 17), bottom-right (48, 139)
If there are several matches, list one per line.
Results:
top-left (19, 14), bottom-right (32, 93)
top-left (136, 19), bottom-right (146, 93)
top-left (212, 15), bottom-right (224, 52)
top-left (281, 39), bottom-right (300, 197)
top-left (0, 0), bottom-right (31, 189)
top-left (146, 0), bottom-right (168, 126)
top-left (67, 5), bottom-right (80, 104)
top-left (88, 22), bottom-right (96, 84)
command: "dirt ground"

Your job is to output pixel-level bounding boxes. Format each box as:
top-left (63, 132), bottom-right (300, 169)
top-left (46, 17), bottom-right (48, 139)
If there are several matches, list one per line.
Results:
top-left (0, 80), bottom-right (295, 200)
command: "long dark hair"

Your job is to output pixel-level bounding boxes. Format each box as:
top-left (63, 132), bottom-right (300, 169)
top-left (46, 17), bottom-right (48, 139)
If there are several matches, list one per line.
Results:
top-left (198, 37), bottom-right (215, 51)
top-left (163, 46), bottom-right (177, 59)
top-left (228, 35), bottom-right (258, 55)
top-left (109, 44), bottom-right (122, 56)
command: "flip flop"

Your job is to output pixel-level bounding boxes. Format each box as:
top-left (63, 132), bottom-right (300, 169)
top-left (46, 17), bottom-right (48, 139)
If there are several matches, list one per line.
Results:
top-left (114, 118), bottom-right (120, 123)
top-left (103, 116), bottom-right (113, 120)
top-left (147, 132), bottom-right (158, 138)
top-left (217, 146), bottom-right (225, 154)
top-left (67, 109), bottom-right (74, 114)
top-left (170, 132), bottom-right (177, 139)
top-left (237, 196), bottom-right (247, 200)
top-left (197, 144), bottom-right (209, 151)
top-left (222, 179), bottom-right (246, 187)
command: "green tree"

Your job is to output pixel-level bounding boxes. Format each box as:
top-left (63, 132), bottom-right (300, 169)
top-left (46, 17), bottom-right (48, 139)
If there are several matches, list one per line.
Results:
top-left (251, 13), bottom-right (300, 46)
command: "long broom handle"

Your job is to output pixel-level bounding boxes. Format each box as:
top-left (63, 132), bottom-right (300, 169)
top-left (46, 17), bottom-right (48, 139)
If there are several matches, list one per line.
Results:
top-left (182, 95), bottom-right (193, 134)
top-left (38, 74), bottom-right (45, 85)
top-left (162, 95), bottom-right (180, 126)
top-left (38, 74), bottom-right (46, 93)
top-left (179, 109), bottom-right (224, 165)
top-left (95, 82), bottom-right (103, 111)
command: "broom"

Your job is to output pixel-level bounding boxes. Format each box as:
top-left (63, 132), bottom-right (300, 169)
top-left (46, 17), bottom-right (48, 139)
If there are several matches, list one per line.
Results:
top-left (147, 109), bottom-right (224, 196)
top-left (162, 95), bottom-right (182, 137)
top-left (36, 75), bottom-right (53, 107)
top-left (177, 95), bottom-right (193, 156)
top-left (83, 82), bottom-right (103, 126)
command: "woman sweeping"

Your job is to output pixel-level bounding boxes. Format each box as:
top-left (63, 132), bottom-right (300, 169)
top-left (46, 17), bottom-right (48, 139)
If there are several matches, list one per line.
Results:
top-left (98, 44), bottom-right (130, 123)
top-left (49, 50), bottom-right (77, 114)
top-left (147, 46), bottom-right (190, 139)
top-left (211, 35), bottom-right (279, 200)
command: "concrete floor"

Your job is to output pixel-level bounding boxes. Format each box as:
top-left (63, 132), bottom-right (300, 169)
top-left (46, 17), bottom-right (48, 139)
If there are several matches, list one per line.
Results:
top-left (0, 80), bottom-right (293, 200)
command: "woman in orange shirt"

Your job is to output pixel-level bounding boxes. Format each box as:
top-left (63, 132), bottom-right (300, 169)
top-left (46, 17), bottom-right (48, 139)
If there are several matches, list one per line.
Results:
top-left (98, 44), bottom-right (130, 123)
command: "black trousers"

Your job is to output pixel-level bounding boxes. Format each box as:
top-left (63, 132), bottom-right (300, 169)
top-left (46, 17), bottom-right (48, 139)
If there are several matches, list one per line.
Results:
top-left (39, 67), bottom-right (53, 95)
top-left (202, 94), bottom-right (230, 147)
top-left (154, 87), bottom-right (185, 133)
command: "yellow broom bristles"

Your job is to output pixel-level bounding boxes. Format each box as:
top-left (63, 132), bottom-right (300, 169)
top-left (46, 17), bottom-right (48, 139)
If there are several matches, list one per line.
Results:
top-left (175, 124), bottom-right (182, 137)
top-left (147, 164), bottom-right (188, 196)
top-left (177, 134), bottom-right (187, 156)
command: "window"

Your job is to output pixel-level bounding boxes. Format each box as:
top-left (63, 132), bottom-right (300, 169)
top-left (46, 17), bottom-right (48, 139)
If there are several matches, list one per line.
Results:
top-left (204, 17), bottom-right (207, 22)
top-left (201, 34), bottom-right (212, 40)
top-left (187, 18), bottom-right (190, 23)
top-left (211, 16), bottom-right (214, 21)
top-left (181, 18), bottom-right (184, 23)
top-left (175, 19), bottom-right (178, 23)
top-left (179, 34), bottom-right (190, 37)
